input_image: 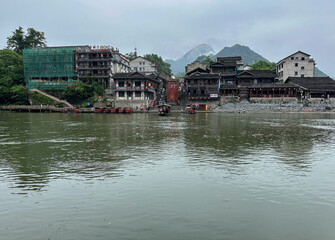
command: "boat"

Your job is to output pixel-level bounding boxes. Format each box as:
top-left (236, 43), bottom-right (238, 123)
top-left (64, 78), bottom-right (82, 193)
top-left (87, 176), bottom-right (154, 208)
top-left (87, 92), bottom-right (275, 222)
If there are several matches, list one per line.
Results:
top-left (95, 107), bottom-right (103, 113)
top-left (103, 107), bottom-right (111, 113)
top-left (110, 108), bottom-right (117, 113)
top-left (185, 104), bottom-right (196, 114)
top-left (124, 108), bottom-right (132, 113)
top-left (117, 107), bottom-right (124, 113)
top-left (157, 104), bottom-right (171, 116)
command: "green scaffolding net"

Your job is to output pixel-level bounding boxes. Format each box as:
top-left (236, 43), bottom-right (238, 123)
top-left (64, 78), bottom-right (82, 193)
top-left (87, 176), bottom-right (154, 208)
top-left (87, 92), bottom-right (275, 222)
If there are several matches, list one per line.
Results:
top-left (23, 48), bottom-right (78, 90)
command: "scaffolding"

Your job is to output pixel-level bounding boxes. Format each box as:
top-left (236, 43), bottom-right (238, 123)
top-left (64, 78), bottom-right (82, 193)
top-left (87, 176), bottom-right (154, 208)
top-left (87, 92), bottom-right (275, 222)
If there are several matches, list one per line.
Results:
top-left (23, 48), bottom-right (78, 90)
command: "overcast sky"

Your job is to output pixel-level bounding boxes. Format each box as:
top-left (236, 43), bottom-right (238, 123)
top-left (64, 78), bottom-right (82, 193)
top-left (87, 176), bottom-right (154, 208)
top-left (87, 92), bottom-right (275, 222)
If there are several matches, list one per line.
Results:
top-left (1, 0), bottom-right (334, 76)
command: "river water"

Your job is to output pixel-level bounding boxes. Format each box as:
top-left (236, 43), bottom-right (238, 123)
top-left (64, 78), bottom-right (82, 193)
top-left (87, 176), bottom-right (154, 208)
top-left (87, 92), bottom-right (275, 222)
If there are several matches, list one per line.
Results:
top-left (0, 112), bottom-right (335, 240)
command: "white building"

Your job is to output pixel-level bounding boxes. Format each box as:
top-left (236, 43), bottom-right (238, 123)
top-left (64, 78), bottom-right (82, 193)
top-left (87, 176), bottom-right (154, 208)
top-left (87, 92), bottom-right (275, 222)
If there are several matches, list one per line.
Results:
top-left (276, 51), bottom-right (315, 82)
top-left (111, 50), bottom-right (131, 74)
top-left (130, 56), bottom-right (158, 73)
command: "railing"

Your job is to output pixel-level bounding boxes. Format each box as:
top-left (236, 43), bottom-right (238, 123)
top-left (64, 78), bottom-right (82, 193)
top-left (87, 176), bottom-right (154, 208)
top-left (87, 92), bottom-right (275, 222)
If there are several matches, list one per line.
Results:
top-left (115, 86), bottom-right (155, 91)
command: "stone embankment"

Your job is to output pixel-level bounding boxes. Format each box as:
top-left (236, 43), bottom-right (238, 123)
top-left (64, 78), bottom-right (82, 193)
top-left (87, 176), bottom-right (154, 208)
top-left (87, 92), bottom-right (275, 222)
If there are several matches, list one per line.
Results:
top-left (213, 100), bottom-right (335, 113)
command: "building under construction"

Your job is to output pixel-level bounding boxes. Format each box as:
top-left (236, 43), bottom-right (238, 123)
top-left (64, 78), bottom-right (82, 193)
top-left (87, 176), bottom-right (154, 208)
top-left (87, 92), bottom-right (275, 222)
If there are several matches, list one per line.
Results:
top-left (23, 45), bottom-right (130, 91)
top-left (23, 47), bottom-right (78, 90)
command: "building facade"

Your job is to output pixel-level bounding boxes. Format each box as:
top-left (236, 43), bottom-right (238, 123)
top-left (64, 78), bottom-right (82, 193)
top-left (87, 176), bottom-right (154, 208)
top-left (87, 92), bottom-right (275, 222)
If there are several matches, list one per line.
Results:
top-left (276, 51), bottom-right (315, 82)
top-left (113, 72), bottom-right (161, 108)
top-left (130, 56), bottom-right (158, 73)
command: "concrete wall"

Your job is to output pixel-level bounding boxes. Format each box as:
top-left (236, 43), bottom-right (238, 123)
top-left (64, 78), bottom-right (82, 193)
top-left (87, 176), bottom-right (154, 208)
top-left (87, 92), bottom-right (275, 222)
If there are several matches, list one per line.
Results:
top-left (130, 57), bottom-right (157, 73)
top-left (277, 52), bottom-right (315, 82)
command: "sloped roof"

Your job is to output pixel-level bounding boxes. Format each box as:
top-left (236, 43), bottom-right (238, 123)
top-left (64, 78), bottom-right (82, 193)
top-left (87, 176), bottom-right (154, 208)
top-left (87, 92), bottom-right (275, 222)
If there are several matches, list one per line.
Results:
top-left (185, 72), bottom-right (220, 79)
top-left (286, 77), bottom-right (335, 92)
top-left (113, 71), bottom-right (158, 82)
top-left (277, 51), bottom-right (311, 64)
top-left (237, 70), bottom-right (277, 78)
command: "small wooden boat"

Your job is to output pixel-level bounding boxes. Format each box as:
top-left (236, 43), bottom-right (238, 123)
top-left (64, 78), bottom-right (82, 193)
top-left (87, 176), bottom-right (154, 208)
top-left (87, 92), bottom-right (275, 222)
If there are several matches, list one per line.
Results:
top-left (95, 107), bottom-right (103, 113)
top-left (74, 108), bottom-right (81, 113)
top-left (110, 108), bottom-right (117, 113)
top-left (103, 108), bottom-right (111, 113)
top-left (185, 104), bottom-right (196, 114)
top-left (157, 104), bottom-right (171, 116)
top-left (117, 108), bottom-right (124, 113)
top-left (124, 108), bottom-right (132, 113)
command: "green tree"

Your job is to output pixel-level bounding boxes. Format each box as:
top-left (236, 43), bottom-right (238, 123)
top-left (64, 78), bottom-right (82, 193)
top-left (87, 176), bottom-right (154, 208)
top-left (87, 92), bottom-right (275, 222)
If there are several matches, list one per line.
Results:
top-left (250, 60), bottom-right (276, 70)
top-left (0, 49), bottom-right (28, 105)
top-left (62, 82), bottom-right (102, 103)
top-left (7, 26), bottom-right (47, 54)
top-left (144, 54), bottom-right (172, 75)
top-left (201, 55), bottom-right (213, 68)
top-left (125, 51), bottom-right (137, 61)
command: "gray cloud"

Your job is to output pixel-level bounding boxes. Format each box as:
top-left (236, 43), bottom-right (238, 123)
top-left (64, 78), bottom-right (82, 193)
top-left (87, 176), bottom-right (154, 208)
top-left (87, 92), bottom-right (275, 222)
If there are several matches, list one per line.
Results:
top-left (0, 0), bottom-right (334, 77)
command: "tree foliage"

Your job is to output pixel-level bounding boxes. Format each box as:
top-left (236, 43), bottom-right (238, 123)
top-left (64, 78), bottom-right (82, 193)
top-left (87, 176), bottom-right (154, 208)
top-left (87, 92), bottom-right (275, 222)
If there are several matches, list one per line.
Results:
top-left (7, 26), bottom-right (47, 54)
top-left (144, 54), bottom-right (172, 76)
top-left (250, 60), bottom-right (276, 70)
top-left (125, 51), bottom-right (137, 61)
top-left (62, 82), bottom-right (104, 103)
top-left (201, 55), bottom-right (213, 68)
top-left (0, 49), bottom-right (28, 105)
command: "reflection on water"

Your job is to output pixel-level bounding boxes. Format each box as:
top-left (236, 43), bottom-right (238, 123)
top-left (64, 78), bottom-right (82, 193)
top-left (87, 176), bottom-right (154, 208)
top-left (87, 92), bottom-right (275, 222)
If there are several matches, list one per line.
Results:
top-left (1, 112), bottom-right (335, 240)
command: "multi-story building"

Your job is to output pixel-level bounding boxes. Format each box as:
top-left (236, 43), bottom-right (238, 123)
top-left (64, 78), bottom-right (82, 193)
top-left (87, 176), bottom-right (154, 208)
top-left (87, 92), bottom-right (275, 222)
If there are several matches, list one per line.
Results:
top-left (77, 46), bottom-right (130, 88)
top-left (113, 72), bottom-right (161, 109)
top-left (23, 46), bottom-right (80, 91)
top-left (276, 51), bottom-right (315, 82)
top-left (130, 56), bottom-right (158, 73)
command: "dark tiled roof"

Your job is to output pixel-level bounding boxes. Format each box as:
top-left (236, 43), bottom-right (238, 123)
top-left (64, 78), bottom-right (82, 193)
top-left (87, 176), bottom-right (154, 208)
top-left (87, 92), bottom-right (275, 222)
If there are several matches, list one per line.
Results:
top-left (286, 77), bottom-right (335, 92)
top-left (211, 61), bottom-right (236, 67)
top-left (185, 72), bottom-right (220, 79)
top-left (113, 72), bottom-right (158, 82)
top-left (217, 56), bottom-right (242, 62)
top-left (186, 67), bottom-right (210, 76)
top-left (237, 70), bottom-right (277, 79)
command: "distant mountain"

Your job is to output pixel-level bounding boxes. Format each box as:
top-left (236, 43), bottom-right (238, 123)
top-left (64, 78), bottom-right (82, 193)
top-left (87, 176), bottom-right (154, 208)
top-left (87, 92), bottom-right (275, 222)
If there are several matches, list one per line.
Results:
top-left (315, 67), bottom-right (328, 77)
top-left (213, 44), bottom-right (268, 65)
top-left (166, 43), bottom-right (331, 77)
top-left (165, 44), bottom-right (215, 75)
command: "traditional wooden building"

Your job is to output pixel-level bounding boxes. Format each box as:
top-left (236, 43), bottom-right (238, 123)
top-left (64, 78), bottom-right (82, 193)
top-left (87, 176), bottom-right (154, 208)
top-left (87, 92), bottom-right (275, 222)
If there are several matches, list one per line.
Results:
top-left (286, 77), bottom-right (335, 99)
top-left (113, 72), bottom-right (161, 108)
top-left (184, 68), bottom-right (220, 110)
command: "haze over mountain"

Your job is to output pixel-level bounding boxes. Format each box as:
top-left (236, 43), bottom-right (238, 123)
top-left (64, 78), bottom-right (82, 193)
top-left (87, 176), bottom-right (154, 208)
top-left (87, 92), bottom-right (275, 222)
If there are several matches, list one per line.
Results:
top-left (165, 43), bottom-right (328, 77)
top-left (165, 44), bottom-right (215, 75)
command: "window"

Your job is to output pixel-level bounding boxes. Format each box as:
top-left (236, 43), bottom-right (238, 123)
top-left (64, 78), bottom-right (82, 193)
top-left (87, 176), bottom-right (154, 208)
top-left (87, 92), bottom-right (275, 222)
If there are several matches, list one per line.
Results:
top-left (143, 67), bottom-right (145, 71)
top-left (135, 81), bottom-right (141, 87)
top-left (193, 89), bottom-right (197, 94)
top-left (119, 92), bottom-right (125, 97)
top-left (134, 67), bottom-right (137, 71)
top-left (135, 91), bottom-right (141, 97)
top-left (143, 62), bottom-right (145, 65)
top-left (295, 63), bottom-right (298, 67)
top-left (119, 81), bottom-right (124, 87)
top-left (254, 79), bottom-right (258, 84)
top-left (301, 57), bottom-right (305, 60)
top-left (291, 57), bottom-right (294, 60)
top-left (301, 66), bottom-right (305, 70)
top-left (201, 89), bottom-right (205, 94)
top-left (295, 71), bottom-right (298, 76)
top-left (301, 74), bottom-right (305, 77)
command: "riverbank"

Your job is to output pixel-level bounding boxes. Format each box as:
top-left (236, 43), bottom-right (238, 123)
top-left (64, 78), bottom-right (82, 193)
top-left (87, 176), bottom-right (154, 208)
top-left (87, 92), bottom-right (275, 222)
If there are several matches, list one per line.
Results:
top-left (213, 101), bottom-right (335, 113)
top-left (2, 102), bottom-right (335, 114)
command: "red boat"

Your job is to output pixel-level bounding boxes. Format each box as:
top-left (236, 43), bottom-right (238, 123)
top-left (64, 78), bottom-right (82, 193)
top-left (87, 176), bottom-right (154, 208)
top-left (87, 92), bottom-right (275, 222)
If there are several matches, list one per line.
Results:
top-left (117, 108), bottom-right (124, 113)
top-left (74, 108), bottom-right (81, 113)
top-left (110, 108), bottom-right (117, 113)
top-left (95, 107), bottom-right (103, 113)
top-left (103, 108), bottom-right (111, 113)
top-left (124, 108), bottom-right (132, 113)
